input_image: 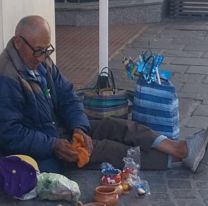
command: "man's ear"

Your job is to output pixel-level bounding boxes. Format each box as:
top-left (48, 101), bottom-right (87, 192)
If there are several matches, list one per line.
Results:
top-left (13, 36), bottom-right (21, 49)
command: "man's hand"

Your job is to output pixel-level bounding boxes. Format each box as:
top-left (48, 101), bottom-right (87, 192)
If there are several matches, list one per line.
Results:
top-left (54, 139), bottom-right (78, 162)
top-left (73, 128), bottom-right (93, 155)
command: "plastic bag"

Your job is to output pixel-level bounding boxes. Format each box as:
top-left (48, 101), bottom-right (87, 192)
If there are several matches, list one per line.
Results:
top-left (37, 173), bottom-right (81, 202)
top-left (123, 157), bottom-right (139, 177)
top-left (127, 147), bottom-right (141, 167)
top-left (134, 180), bottom-right (151, 196)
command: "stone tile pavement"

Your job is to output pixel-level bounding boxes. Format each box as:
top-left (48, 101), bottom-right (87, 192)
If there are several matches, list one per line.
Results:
top-left (56, 24), bottom-right (147, 89)
top-left (108, 18), bottom-right (208, 206)
top-left (1, 18), bottom-right (208, 206)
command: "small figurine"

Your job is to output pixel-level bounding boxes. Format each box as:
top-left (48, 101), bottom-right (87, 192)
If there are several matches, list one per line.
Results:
top-left (134, 180), bottom-right (151, 196)
top-left (100, 162), bottom-right (121, 185)
top-left (122, 52), bottom-right (172, 84)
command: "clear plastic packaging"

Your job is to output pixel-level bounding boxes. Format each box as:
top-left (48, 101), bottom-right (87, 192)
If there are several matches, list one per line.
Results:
top-left (123, 146), bottom-right (141, 177)
top-left (134, 180), bottom-right (151, 196)
top-left (121, 147), bottom-right (150, 197)
top-left (122, 157), bottom-right (139, 177)
top-left (121, 156), bottom-right (139, 192)
top-left (100, 162), bottom-right (114, 170)
top-left (127, 147), bottom-right (141, 168)
top-left (100, 162), bottom-right (121, 186)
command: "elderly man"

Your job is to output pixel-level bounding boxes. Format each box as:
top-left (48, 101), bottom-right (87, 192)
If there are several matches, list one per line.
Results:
top-left (0, 15), bottom-right (207, 173)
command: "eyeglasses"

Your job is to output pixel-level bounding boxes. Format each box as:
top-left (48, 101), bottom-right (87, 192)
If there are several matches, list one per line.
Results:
top-left (19, 36), bottom-right (55, 57)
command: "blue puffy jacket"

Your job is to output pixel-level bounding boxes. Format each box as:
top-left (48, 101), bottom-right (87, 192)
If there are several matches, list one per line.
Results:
top-left (0, 38), bottom-right (90, 172)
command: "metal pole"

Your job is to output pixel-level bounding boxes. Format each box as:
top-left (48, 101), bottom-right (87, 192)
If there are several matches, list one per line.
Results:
top-left (99, 0), bottom-right (108, 74)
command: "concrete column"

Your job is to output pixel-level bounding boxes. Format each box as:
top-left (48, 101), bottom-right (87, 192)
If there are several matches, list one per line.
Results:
top-left (0, 1), bottom-right (3, 51)
top-left (99, 0), bottom-right (109, 73)
top-left (0, 0), bottom-right (56, 61)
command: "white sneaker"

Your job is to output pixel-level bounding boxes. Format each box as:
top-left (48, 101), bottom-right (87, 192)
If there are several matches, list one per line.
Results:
top-left (183, 129), bottom-right (208, 172)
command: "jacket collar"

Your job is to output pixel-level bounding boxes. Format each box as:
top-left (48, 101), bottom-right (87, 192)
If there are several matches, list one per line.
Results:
top-left (5, 37), bottom-right (27, 74)
top-left (5, 38), bottom-right (49, 80)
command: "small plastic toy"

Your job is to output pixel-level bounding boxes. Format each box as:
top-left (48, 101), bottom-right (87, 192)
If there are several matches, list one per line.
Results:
top-left (100, 162), bottom-right (121, 185)
top-left (134, 180), bottom-right (151, 196)
top-left (123, 50), bottom-right (172, 84)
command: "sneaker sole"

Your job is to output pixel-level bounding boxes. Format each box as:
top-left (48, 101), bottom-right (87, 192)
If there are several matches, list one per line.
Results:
top-left (192, 129), bottom-right (208, 172)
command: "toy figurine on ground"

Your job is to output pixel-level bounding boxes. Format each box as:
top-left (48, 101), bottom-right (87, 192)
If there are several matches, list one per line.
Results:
top-left (122, 51), bottom-right (172, 83)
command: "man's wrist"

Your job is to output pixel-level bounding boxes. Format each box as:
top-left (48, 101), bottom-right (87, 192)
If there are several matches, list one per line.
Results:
top-left (73, 128), bottom-right (84, 134)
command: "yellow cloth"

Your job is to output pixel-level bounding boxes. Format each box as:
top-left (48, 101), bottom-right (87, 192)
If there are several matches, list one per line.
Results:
top-left (69, 133), bottom-right (90, 168)
top-left (12, 154), bottom-right (39, 172)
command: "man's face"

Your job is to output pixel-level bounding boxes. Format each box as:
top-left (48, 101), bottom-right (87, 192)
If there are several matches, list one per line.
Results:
top-left (15, 32), bottom-right (53, 70)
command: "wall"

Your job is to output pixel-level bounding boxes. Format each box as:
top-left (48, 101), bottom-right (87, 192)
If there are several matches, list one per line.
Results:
top-left (0, 0), bottom-right (56, 61)
top-left (0, 0), bottom-right (3, 51)
top-left (55, 0), bottom-right (164, 26)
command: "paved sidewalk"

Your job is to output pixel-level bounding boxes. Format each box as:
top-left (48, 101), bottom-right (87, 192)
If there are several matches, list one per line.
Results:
top-left (56, 24), bottom-right (147, 89)
top-left (108, 18), bottom-right (208, 206)
top-left (1, 18), bottom-right (208, 206)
